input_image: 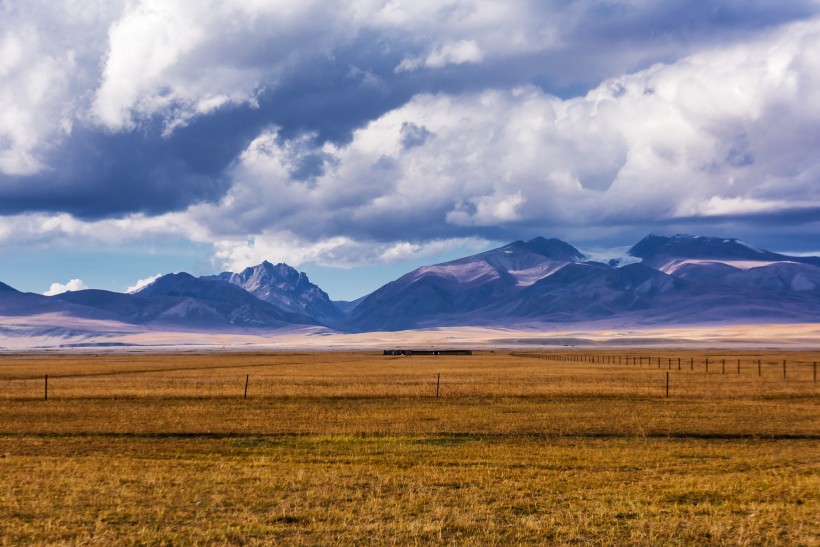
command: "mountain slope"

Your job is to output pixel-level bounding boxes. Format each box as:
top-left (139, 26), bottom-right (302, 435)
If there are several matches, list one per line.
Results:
top-left (130, 273), bottom-right (322, 328)
top-left (3, 232), bottom-right (818, 339)
top-left (344, 237), bottom-right (585, 331)
top-left (630, 234), bottom-right (820, 270)
top-left (344, 234), bottom-right (820, 331)
top-left (205, 261), bottom-right (343, 325)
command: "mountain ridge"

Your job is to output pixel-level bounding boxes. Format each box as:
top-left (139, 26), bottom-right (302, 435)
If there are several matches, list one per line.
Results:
top-left (1, 234), bottom-right (818, 339)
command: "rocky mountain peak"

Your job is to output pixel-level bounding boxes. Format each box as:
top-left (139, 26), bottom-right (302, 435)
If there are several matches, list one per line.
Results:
top-left (212, 261), bottom-right (343, 325)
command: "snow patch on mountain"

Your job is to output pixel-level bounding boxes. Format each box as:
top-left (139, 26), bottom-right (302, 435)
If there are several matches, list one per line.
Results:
top-left (660, 259), bottom-right (802, 275)
top-left (508, 262), bottom-right (571, 286)
top-left (579, 246), bottom-right (642, 267)
top-left (127, 274), bottom-right (162, 294)
top-left (411, 261), bottom-right (500, 284)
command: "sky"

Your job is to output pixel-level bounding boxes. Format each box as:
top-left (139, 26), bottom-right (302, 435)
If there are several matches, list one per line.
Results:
top-left (1, 0), bottom-right (819, 301)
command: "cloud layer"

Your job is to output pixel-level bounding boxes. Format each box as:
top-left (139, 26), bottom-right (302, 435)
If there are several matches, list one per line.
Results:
top-left (1, 0), bottom-right (819, 272)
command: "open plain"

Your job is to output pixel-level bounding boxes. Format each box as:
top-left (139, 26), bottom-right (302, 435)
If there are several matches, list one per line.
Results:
top-left (0, 349), bottom-right (818, 544)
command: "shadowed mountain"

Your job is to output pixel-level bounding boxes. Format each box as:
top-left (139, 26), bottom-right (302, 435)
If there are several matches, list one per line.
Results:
top-left (1, 273), bottom-right (323, 333)
top-left (40, 274), bottom-right (322, 330)
top-left (344, 237), bottom-right (586, 331)
top-left (0, 281), bottom-right (110, 319)
top-left (131, 272), bottom-right (321, 328)
top-left (0, 281), bottom-right (18, 292)
top-left (673, 261), bottom-right (820, 291)
top-left (633, 234), bottom-right (820, 295)
top-left (498, 263), bottom-right (684, 320)
top-left (630, 234), bottom-right (820, 269)
top-left (204, 261), bottom-right (343, 325)
top-left (343, 235), bottom-right (820, 331)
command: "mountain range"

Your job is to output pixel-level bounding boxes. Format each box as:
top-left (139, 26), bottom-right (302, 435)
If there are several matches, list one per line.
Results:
top-left (1, 234), bottom-right (818, 340)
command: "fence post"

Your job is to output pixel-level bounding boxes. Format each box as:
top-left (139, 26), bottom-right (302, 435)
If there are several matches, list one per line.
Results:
top-left (244, 374), bottom-right (249, 399)
top-left (666, 371), bottom-right (669, 398)
top-left (690, 357), bottom-right (693, 371)
top-left (758, 359), bottom-right (761, 377)
top-left (722, 359), bottom-right (725, 374)
top-left (678, 357), bottom-right (681, 371)
top-left (783, 360), bottom-right (786, 379)
top-left (706, 358), bottom-right (709, 374)
top-left (737, 359), bottom-right (740, 375)
top-left (44, 374), bottom-right (48, 401)
top-left (436, 373), bottom-right (440, 399)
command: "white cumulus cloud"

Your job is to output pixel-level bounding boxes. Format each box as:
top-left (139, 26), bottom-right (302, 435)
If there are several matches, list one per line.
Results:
top-left (212, 232), bottom-right (489, 272)
top-left (44, 279), bottom-right (87, 296)
top-left (397, 39), bottom-right (484, 72)
top-left (196, 17), bottom-right (820, 247)
top-left (91, 0), bottom-right (357, 133)
top-left (126, 273), bottom-right (162, 293)
top-left (1, 9), bottom-right (819, 269)
top-left (0, 1), bottom-right (122, 176)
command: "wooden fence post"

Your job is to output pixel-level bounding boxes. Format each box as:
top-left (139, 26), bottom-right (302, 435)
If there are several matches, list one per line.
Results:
top-left (722, 359), bottom-right (725, 374)
top-left (436, 373), bottom-right (440, 399)
top-left (737, 359), bottom-right (740, 375)
top-left (758, 359), bottom-right (761, 377)
top-left (244, 374), bottom-right (249, 399)
top-left (783, 360), bottom-right (786, 379)
top-left (705, 358), bottom-right (709, 374)
top-left (44, 374), bottom-right (48, 401)
top-left (666, 371), bottom-right (669, 398)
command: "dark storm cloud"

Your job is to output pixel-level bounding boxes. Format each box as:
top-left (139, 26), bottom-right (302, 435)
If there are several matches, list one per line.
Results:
top-left (0, 119), bottom-right (238, 217)
top-left (0, 41), bottom-right (410, 216)
top-left (2, 0), bottom-right (816, 220)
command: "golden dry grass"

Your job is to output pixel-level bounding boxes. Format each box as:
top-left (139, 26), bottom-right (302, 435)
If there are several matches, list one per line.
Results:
top-left (0, 350), bottom-right (818, 544)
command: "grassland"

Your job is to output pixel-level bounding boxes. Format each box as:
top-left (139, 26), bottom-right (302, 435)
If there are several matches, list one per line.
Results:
top-left (0, 350), bottom-right (818, 544)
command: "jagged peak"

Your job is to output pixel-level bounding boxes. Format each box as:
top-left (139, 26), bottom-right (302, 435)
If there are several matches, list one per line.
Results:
top-left (240, 261), bottom-right (305, 281)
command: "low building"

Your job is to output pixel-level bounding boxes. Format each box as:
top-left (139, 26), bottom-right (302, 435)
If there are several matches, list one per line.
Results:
top-left (383, 349), bottom-right (472, 356)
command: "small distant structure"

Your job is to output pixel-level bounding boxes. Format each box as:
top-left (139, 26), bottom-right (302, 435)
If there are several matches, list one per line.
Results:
top-left (383, 349), bottom-right (472, 356)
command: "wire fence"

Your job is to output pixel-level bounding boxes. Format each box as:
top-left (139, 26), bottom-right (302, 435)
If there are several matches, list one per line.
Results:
top-left (2, 351), bottom-right (817, 402)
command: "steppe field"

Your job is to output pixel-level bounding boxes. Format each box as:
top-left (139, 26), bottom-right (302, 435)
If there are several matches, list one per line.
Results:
top-left (0, 349), bottom-right (818, 544)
